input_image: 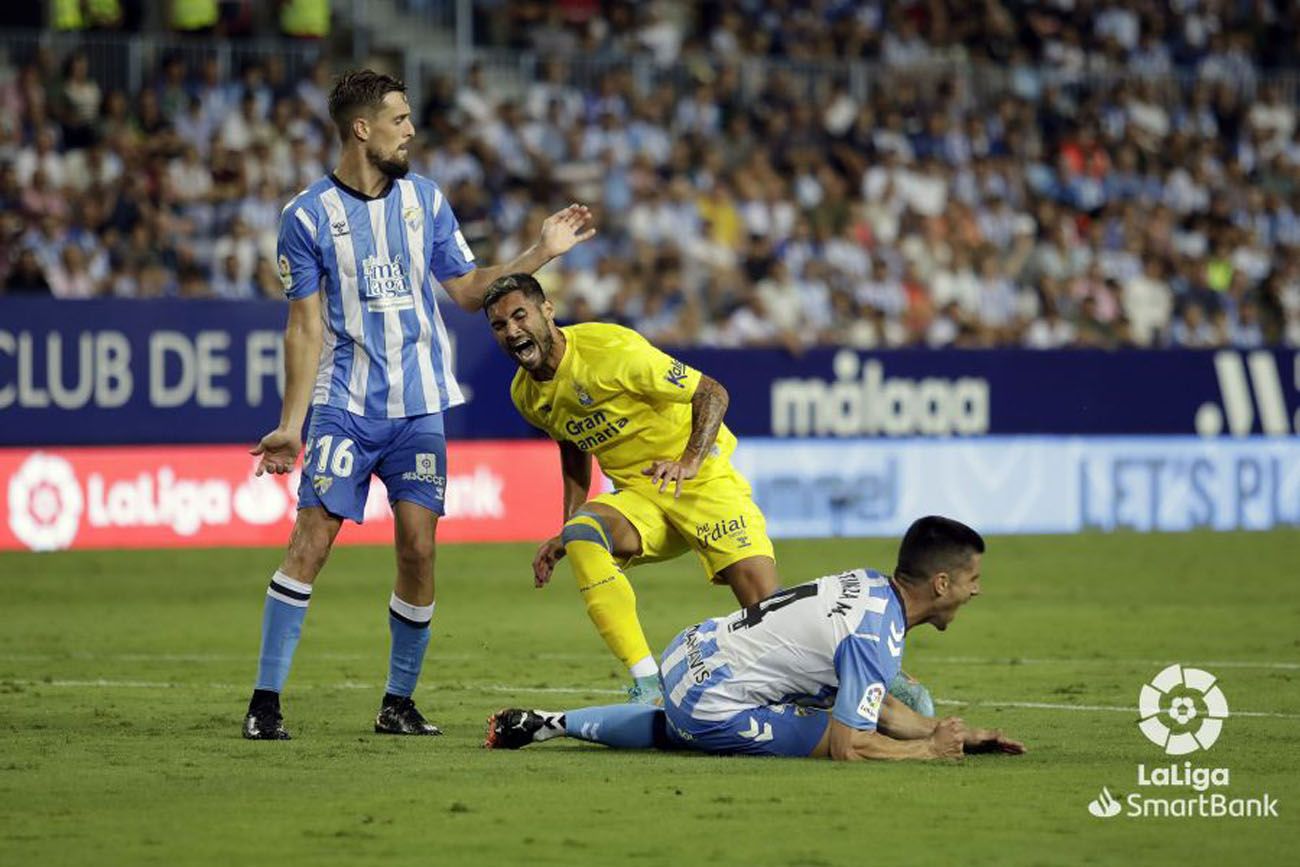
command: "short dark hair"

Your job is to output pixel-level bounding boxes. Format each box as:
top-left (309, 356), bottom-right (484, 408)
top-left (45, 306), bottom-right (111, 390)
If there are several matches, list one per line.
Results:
top-left (894, 516), bottom-right (985, 585)
top-left (328, 69), bottom-right (406, 142)
top-left (483, 273), bottom-right (546, 313)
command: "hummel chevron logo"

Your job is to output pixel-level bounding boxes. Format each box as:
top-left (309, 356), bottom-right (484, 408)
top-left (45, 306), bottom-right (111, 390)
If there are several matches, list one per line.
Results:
top-left (738, 717), bottom-right (773, 742)
top-left (888, 621), bottom-right (905, 657)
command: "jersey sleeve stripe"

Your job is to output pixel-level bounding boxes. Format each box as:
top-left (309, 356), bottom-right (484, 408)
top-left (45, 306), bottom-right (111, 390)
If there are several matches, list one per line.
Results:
top-left (294, 206), bottom-right (316, 240)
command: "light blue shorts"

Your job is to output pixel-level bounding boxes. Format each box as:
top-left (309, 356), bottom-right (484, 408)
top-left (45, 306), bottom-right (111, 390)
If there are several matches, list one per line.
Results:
top-left (662, 699), bottom-right (830, 757)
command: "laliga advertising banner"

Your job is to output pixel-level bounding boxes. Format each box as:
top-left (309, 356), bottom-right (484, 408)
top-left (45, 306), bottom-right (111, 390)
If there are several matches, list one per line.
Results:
top-left (5, 436), bottom-right (1298, 552)
top-left (0, 441), bottom-right (586, 552)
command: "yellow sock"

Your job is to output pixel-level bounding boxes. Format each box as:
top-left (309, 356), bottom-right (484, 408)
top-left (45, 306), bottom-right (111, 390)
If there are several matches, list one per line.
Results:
top-left (562, 514), bottom-right (652, 669)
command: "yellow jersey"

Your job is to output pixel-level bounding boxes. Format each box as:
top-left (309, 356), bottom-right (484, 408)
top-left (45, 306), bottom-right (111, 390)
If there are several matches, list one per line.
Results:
top-left (510, 323), bottom-right (737, 489)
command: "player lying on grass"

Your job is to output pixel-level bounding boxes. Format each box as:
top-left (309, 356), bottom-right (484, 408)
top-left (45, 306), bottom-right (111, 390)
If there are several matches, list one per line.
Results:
top-left (485, 516), bottom-right (1025, 759)
top-left (483, 273), bottom-right (783, 704)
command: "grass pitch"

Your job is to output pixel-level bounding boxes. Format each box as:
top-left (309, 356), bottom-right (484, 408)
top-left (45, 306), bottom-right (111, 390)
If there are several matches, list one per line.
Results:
top-left (1, 531), bottom-right (1298, 866)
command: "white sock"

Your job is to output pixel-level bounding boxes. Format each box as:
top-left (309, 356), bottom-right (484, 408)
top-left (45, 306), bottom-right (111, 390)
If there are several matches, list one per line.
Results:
top-left (629, 656), bottom-right (658, 679)
top-left (534, 711), bottom-right (566, 741)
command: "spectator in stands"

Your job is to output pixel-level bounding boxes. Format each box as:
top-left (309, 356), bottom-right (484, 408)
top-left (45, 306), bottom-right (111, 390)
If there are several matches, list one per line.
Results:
top-left (4, 248), bottom-right (51, 295)
top-left (3, 4), bottom-right (1299, 351)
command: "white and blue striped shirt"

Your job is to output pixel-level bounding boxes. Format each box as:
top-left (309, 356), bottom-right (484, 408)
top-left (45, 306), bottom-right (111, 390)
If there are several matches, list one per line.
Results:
top-left (661, 569), bottom-right (906, 730)
top-left (276, 172), bottom-right (475, 418)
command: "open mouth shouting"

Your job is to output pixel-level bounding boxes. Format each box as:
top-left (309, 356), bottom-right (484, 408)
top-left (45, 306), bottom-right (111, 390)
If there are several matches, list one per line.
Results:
top-left (509, 334), bottom-right (541, 367)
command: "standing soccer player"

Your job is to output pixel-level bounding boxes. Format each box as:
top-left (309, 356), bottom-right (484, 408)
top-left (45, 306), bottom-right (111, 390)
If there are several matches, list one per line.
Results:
top-left (242, 70), bottom-right (594, 740)
top-left (483, 273), bottom-right (782, 704)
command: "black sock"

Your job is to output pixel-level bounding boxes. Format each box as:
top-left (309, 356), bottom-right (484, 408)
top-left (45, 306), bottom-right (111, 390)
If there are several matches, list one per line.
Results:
top-left (249, 689), bottom-right (280, 712)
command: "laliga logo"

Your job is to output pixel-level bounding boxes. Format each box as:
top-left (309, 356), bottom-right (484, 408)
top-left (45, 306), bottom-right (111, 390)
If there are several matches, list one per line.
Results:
top-left (1137, 664), bottom-right (1229, 755)
top-left (8, 452), bottom-right (83, 551)
top-left (1086, 667), bottom-right (1276, 820)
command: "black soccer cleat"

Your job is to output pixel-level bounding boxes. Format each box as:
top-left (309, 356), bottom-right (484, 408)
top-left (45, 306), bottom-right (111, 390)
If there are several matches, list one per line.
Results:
top-left (484, 708), bottom-right (554, 750)
top-left (242, 701), bottom-right (291, 740)
top-left (374, 694), bottom-right (443, 736)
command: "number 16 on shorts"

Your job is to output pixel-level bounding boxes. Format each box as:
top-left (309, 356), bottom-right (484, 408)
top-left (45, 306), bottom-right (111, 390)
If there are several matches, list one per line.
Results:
top-left (297, 406), bottom-right (450, 521)
top-left (308, 435), bottom-right (356, 482)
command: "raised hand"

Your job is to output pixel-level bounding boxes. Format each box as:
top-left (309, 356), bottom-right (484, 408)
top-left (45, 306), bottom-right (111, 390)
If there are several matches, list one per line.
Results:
top-left (538, 203), bottom-right (597, 259)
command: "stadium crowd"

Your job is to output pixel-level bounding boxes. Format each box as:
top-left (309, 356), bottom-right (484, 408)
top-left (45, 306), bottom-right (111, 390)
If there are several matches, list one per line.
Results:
top-left (3, 0), bottom-right (1300, 349)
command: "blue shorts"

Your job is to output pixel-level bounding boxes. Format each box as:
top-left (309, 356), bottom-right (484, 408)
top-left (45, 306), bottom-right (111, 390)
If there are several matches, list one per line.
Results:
top-left (659, 627), bottom-right (830, 757)
top-left (662, 698), bottom-right (830, 758)
top-left (297, 406), bottom-right (447, 522)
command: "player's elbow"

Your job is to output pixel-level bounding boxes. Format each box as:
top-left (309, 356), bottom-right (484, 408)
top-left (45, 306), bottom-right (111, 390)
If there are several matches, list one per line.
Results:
top-left (828, 744), bottom-right (859, 762)
top-left (285, 302), bottom-right (323, 343)
top-left (700, 375), bottom-right (729, 410)
top-left (451, 288), bottom-right (482, 313)
top-left (444, 274), bottom-right (483, 312)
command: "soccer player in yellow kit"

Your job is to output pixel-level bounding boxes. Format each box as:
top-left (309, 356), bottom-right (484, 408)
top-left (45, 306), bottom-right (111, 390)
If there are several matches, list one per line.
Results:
top-left (483, 273), bottom-right (780, 703)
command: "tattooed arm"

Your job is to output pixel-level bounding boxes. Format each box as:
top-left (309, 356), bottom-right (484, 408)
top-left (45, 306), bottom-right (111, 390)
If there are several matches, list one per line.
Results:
top-left (642, 374), bottom-right (730, 498)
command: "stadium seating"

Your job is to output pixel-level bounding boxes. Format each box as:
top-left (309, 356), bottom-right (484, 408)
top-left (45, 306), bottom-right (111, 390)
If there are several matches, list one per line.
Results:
top-left (1, 0), bottom-right (1298, 348)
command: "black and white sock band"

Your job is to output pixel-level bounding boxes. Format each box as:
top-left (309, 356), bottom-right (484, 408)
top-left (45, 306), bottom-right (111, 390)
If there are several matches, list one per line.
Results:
top-left (267, 571), bottom-right (312, 608)
top-left (389, 593), bottom-right (434, 629)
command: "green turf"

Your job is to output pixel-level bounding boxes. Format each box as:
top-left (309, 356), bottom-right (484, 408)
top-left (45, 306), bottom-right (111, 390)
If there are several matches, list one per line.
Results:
top-left (2, 531), bottom-right (1298, 866)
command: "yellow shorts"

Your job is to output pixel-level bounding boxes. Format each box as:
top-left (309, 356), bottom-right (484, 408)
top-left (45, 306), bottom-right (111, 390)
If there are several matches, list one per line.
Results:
top-left (592, 462), bottom-right (775, 581)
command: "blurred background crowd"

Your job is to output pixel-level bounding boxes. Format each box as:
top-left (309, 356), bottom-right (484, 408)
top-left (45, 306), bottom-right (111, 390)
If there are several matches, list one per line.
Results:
top-left (3, 0), bottom-right (1300, 350)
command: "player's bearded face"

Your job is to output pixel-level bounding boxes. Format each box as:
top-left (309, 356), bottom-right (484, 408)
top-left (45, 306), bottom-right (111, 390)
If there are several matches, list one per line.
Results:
top-left (366, 94), bottom-right (413, 179)
top-left (366, 138), bottom-right (409, 178)
top-left (492, 296), bottom-right (555, 371)
top-left (507, 311), bottom-right (554, 371)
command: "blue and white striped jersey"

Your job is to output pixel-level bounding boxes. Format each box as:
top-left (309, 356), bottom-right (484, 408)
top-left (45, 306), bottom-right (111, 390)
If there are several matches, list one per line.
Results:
top-left (661, 569), bottom-right (907, 730)
top-left (276, 173), bottom-right (475, 418)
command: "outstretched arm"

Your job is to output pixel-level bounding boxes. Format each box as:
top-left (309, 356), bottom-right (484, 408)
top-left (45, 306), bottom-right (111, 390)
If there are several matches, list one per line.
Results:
top-left (558, 440), bottom-right (592, 521)
top-left (532, 440), bottom-right (593, 588)
top-left (878, 695), bottom-right (1025, 754)
top-left (443, 204), bottom-right (596, 311)
top-left (814, 717), bottom-right (966, 761)
top-left (251, 293), bottom-right (322, 475)
top-left (643, 374), bottom-right (729, 497)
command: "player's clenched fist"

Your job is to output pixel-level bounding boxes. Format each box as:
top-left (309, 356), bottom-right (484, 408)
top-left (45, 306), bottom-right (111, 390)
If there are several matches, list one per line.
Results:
top-left (532, 535), bottom-right (567, 588)
top-left (929, 716), bottom-right (967, 759)
top-left (250, 428), bottom-right (303, 476)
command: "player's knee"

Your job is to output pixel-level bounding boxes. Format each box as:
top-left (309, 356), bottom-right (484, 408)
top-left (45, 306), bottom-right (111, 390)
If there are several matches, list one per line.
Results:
top-left (284, 515), bottom-right (336, 579)
top-left (561, 512), bottom-right (612, 554)
top-left (396, 533), bottom-right (435, 575)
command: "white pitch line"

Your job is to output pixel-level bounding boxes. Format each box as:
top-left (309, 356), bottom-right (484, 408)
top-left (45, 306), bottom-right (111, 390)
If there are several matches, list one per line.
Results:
top-left (3, 652), bottom-right (1295, 670)
top-left (3, 679), bottom-right (1297, 719)
top-left (926, 656), bottom-right (1300, 671)
top-left (933, 698), bottom-right (1297, 720)
top-left (0, 651), bottom-right (603, 663)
